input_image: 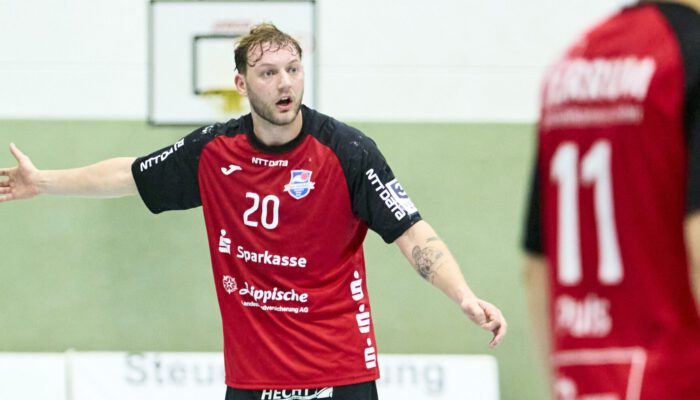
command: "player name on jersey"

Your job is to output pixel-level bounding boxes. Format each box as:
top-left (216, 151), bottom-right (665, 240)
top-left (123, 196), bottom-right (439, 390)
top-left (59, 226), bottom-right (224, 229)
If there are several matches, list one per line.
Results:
top-left (544, 57), bottom-right (656, 107)
top-left (556, 294), bottom-right (612, 338)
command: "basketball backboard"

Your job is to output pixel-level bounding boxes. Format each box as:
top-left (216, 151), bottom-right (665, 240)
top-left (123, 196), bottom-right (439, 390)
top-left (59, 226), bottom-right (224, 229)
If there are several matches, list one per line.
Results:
top-left (149, 0), bottom-right (316, 125)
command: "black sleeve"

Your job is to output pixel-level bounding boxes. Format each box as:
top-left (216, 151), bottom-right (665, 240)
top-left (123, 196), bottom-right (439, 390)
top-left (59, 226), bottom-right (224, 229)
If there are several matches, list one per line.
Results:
top-left (131, 124), bottom-right (220, 214)
top-left (687, 107), bottom-right (700, 213)
top-left (657, 4), bottom-right (700, 213)
top-left (351, 136), bottom-right (422, 243)
top-left (523, 151), bottom-right (543, 254)
top-left (315, 119), bottom-right (422, 243)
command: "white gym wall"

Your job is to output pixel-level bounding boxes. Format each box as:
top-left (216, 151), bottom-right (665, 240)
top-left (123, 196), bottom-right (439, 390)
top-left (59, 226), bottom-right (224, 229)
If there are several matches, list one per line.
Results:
top-left (0, 0), bottom-right (632, 122)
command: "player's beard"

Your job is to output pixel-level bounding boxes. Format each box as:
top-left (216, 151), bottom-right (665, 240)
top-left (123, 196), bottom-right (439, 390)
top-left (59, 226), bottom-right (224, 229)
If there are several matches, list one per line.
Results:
top-left (248, 89), bottom-right (304, 127)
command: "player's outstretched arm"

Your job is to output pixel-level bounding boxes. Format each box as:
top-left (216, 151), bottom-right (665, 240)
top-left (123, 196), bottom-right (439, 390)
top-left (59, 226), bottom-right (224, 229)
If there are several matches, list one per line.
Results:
top-left (0, 143), bottom-right (137, 202)
top-left (394, 220), bottom-right (507, 348)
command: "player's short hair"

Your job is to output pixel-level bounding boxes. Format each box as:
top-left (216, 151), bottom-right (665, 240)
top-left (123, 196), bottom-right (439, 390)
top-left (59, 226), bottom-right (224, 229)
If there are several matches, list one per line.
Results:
top-left (234, 23), bottom-right (303, 75)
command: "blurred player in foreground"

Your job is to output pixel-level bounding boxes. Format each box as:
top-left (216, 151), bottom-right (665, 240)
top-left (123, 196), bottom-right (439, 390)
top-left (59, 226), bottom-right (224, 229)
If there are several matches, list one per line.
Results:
top-left (0, 23), bottom-right (505, 400)
top-left (522, 1), bottom-right (700, 399)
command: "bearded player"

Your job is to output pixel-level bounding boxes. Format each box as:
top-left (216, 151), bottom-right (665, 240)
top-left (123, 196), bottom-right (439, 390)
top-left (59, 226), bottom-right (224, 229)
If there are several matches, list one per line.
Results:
top-left (1, 23), bottom-right (506, 400)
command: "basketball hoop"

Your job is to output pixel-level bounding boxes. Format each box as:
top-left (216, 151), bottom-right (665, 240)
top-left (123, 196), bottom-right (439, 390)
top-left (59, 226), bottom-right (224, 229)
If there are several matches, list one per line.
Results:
top-left (200, 89), bottom-right (245, 114)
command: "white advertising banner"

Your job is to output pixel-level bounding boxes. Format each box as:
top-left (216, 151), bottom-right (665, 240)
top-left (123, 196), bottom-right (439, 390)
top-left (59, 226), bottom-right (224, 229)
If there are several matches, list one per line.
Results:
top-left (0, 353), bottom-right (67, 400)
top-left (70, 352), bottom-right (225, 400)
top-left (0, 352), bottom-right (499, 400)
top-left (377, 354), bottom-right (499, 399)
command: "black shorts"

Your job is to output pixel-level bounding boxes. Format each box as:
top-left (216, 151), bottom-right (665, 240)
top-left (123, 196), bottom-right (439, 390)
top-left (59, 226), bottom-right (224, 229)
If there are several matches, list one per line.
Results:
top-left (225, 381), bottom-right (378, 400)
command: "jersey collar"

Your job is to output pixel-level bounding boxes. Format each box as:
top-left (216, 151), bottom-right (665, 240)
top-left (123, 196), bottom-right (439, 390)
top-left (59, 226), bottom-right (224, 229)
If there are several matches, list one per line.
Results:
top-left (243, 105), bottom-right (311, 154)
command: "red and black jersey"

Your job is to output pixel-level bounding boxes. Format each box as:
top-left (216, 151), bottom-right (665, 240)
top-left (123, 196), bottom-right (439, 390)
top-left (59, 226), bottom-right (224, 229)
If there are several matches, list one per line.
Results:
top-left (131, 106), bottom-right (421, 389)
top-left (523, 3), bottom-right (700, 399)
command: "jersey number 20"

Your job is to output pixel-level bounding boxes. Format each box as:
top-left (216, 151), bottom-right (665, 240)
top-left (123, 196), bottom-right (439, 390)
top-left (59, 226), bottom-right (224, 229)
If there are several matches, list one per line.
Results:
top-left (551, 140), bottom-right (623, 286)
top-left (243, 192), bottom-right (280, 230)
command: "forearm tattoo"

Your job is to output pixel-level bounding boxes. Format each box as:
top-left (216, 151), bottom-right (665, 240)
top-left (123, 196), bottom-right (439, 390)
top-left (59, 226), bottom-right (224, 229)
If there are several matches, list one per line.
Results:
top-left (411, 240), bottom-right (445, 283)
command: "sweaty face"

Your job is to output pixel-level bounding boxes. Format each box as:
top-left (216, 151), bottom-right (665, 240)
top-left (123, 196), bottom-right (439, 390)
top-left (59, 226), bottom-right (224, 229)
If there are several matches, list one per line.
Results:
top-left (242, 43), bottom-right (304, 127)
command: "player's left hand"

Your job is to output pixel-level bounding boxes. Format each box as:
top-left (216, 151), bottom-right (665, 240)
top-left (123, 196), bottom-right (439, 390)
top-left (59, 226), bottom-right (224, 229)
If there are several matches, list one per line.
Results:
top-left (461, 297), bottom-right (507, 348)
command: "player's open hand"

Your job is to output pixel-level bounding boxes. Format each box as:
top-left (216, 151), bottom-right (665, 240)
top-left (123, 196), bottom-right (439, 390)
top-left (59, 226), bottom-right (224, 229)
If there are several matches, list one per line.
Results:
top-left (0, 143), bottom-right (41, 202)
top-left (461, 297), bottom-right (507, 348)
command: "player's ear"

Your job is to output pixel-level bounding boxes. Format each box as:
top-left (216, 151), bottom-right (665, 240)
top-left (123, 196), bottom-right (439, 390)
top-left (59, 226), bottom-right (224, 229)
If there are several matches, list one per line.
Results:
top-left (234, 74), bottom-right (247, 96)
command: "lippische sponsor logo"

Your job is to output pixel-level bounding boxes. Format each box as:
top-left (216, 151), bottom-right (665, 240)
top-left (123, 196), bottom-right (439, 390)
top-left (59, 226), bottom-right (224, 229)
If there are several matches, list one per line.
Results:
top-left (239, 282), bottom-right (309, 304)
top-left (139, 138), bottom-right (185, 172)
top-left (223, 276), bottom-right (311, 314)
top-left (365, 169), bottom-right (417, 221)
top-left (223, 277), bottom-right (309, 304)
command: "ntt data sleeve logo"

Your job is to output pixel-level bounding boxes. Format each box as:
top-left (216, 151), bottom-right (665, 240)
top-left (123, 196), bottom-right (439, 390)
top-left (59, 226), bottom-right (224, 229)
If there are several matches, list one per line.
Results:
top-left (366, 169), bottom-right (418, 220)
top-left (283, 170), bottom-right (315, 200)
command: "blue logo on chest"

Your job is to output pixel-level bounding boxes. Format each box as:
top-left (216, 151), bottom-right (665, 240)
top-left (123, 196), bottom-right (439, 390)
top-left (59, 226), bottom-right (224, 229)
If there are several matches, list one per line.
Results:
top-left (283, 170), bottom-right (316, 200)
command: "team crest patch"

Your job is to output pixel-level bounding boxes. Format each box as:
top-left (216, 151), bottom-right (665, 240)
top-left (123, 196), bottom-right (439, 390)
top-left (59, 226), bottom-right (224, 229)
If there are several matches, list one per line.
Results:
top-left (283, 170), bottom-right (315, 200)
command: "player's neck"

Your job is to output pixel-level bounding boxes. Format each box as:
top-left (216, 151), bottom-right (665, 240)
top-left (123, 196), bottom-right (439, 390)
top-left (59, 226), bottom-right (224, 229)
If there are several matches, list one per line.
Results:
top-left (250, 111), bottom-right (303, 146)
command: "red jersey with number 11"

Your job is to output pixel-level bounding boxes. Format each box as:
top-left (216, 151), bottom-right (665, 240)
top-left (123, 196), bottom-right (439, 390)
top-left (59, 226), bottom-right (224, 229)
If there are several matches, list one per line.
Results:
top-left (524, 3), bottom-right (700, 399)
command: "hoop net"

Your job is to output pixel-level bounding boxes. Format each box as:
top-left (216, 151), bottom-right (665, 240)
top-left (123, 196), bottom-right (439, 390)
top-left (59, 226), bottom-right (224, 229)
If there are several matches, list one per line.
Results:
top-left (200, 89), bottom-right (245, 114)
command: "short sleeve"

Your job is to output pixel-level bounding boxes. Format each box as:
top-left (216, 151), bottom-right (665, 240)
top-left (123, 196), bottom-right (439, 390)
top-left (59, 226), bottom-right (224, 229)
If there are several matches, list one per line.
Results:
top-left (655, 4), bottom-right (700, 213)
top-left (338, 129), bottom-right (422, 243)
top-left (131, 125), bottom-right (217, 214)
top-left (523, 152), bottom-right (544, 254)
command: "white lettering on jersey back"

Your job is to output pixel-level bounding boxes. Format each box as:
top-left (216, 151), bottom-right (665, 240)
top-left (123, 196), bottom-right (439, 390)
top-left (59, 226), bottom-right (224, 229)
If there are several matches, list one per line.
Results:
top-left (555, 293), bottom-right (612, 338)
top-left (252, 157), bottom-right (289, 167)
top-left (236, 245), bottom-right (307, 268)
top-left (544, 57), bottom-right (656, 107)
top-left (366, 169), bottom-right (418, 220)
top-left (139, 138), bottom-right (185, 172)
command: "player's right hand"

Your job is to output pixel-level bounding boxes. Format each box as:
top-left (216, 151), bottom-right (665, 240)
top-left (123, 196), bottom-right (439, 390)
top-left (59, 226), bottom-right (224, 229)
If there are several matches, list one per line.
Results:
top-left (0, 143), bottom-right (41, 202)
top-left (461, 297), bottom-right (507, 348)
